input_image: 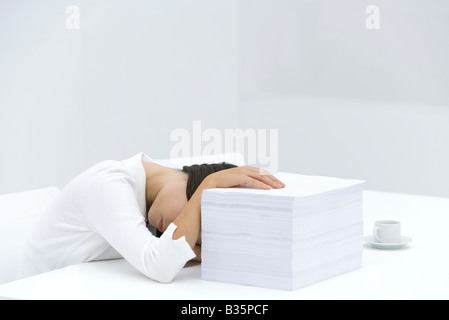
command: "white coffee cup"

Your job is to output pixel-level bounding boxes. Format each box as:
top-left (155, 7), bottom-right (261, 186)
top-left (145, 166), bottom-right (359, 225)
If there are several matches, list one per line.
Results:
top-left (373, 220), bottom-right (401, 243)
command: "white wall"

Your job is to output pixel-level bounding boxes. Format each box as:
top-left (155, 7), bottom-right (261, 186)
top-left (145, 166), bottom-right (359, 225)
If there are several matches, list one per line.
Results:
top-left (0, 0), bottom-right (240, 194)
top-left (240, 93), bottom-right (449, 198)
top-left (240, 0), bottom-right (449, 105)
top-left (239, 0), bottom-right (449, 198)
top-left (0, 1), bottom-right (85, 195)
top-left (1, 0), bottom-right (449, 198)
top-left (80, 0), bottom-right (240, 164)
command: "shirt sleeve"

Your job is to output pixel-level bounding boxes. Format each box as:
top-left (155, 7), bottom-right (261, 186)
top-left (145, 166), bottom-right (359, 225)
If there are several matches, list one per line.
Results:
top-left (83, 172), bottom-right (196, 283)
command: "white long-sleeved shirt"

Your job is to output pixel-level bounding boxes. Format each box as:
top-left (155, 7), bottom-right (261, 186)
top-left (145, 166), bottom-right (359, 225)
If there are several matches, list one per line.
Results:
top-left (18, 153), bottom-right (195, 283)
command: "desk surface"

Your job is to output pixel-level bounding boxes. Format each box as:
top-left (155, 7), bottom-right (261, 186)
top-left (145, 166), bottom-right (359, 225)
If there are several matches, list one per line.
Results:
top-left (1, 190), bottom-right (448, 300)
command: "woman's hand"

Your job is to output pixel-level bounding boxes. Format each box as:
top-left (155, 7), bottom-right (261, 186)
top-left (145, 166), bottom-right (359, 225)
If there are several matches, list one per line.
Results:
top-left (172, 166), bottom-right (285, 248)
top-left (201, 166), bottom-right (285, 190)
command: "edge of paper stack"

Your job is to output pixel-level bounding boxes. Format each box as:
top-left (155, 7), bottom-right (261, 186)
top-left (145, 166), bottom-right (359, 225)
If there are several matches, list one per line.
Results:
top-left (201, 172), bottom-right (365, 291)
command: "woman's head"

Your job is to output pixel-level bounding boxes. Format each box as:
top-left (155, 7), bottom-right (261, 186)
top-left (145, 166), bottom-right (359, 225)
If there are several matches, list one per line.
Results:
top-left (147, 162), bottom-right (237, 236)
top-left (182, 162), bottom-right (237, 200)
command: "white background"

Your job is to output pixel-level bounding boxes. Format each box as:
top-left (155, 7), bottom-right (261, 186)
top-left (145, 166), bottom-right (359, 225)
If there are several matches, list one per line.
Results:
top-left (1, 0), bottom-right (449, 197)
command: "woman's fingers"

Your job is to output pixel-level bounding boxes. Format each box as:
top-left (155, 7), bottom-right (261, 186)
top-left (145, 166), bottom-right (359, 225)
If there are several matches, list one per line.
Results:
top-left (264, 174), bottom-right (285, 188)
top-left (259, 169), bottom-right (285, 187)
top-left (208, 165), bottom-right (286, 190)
top-left (245, 176), bottom-right (272, 190)
top-left (244, 166), bottom-right (285, 189)
top-left (250, 173), bottom-right (282, 189)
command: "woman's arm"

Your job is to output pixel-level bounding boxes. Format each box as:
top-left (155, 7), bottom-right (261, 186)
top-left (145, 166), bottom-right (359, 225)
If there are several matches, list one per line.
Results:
top-left (84, 174), bottom-right (196, 283)
top-left (172, 166), bottom-right (285, 248)
top-left (191, 244), bottom-right (201, 263)
top-left (171, 178), bottom-right (210, 247)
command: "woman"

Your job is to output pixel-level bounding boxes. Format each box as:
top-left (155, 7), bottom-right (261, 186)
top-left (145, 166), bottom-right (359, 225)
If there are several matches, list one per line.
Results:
top-left (19, 153), bottom-right (285, 283)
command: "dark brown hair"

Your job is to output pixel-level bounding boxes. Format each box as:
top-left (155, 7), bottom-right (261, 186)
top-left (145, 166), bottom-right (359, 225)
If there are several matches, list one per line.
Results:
top-left (155, 162), bottom-right (237, 237)
top-left (182, 162), bottom-right (237, 200)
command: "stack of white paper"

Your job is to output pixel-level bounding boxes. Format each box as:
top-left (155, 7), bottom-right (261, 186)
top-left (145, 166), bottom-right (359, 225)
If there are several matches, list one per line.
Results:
top-left (201, 172), bottom-right (365, 290)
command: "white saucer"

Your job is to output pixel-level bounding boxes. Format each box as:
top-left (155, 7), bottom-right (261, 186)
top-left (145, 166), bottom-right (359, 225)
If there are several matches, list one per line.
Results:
top-left (363, 235), bottom-right (412, 250)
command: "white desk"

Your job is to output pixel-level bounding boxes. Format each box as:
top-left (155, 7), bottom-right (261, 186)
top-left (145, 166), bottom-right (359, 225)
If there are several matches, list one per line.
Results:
top-left (1, 190), bottom-right (448, 300)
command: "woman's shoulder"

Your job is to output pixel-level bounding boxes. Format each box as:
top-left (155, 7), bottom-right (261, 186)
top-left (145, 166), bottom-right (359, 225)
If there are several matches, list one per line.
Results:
top-left (62, 159), bottom-right (136, 196)
top-left (85, 160), bottom-right (136, 186)
top-left (89, 159), bottom-right (131, 175)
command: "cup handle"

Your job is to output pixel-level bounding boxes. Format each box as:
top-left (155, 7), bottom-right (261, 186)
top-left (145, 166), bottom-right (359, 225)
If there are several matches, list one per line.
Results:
top-left (373, 226), bottom-right (382, 242)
